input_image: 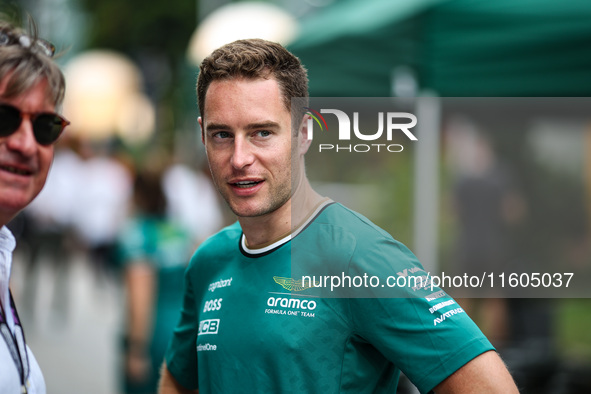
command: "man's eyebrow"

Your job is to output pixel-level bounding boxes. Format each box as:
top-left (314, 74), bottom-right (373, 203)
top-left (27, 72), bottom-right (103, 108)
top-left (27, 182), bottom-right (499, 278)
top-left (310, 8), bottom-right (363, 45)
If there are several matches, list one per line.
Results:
top-left (205, 123), bottom-right (230, 132)
top-left (205, 121), bottom-right (281, 132)
top-left (244, 121), bottom-right (281, 130)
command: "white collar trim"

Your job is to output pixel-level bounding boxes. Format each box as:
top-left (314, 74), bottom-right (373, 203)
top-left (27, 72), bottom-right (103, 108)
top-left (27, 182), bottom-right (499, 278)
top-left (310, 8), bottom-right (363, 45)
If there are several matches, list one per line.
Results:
top-left (240, 199), bottom-right (333, 256)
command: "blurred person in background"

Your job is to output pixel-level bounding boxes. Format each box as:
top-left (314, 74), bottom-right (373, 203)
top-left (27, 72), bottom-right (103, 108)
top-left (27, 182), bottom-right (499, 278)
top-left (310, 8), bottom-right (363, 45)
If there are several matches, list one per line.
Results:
top-left (159, 39), bottom-right (518, 394)
top-left (117, 164), bottom-right (194, 394)
top-left (0, 15), bottom-right (69, 393)
top-left (15, 134), bottom-right (84, 325)
top-left (162, 159), bottom-right (223, 247)
top-left (72, 138), bottom-right (133, 280)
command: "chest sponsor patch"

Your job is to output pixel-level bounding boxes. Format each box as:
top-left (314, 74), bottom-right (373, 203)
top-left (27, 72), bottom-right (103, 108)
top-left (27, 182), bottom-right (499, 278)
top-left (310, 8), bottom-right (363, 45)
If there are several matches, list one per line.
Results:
top-left (198, 319), bottom-right (220, 335)
top-left (265, 296), bottom-right (317, 318)
top-left (273, 276), bottom-right (313, 292)
top-left (208, 278), bottom-right (232, 292)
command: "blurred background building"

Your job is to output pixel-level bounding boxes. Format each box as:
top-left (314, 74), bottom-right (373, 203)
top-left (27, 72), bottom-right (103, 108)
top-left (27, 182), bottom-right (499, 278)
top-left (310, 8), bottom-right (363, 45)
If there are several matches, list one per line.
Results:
top-left (2, 0), bottom-right (591, 392)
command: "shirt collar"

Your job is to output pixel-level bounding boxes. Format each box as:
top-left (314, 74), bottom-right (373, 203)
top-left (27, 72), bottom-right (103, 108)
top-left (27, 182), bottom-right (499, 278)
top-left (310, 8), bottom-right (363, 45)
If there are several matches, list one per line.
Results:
top-left (0, 226), bottom-right (16, 254)
top-left (0, 226), bottom-right (15, 329)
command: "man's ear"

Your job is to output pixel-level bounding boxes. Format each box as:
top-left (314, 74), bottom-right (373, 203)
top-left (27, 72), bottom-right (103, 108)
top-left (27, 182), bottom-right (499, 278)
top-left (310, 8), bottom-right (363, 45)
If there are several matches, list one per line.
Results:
top-left (298, 115), bottom-right (312, 155)
top-left (199, 117), bottom-right (205, 144)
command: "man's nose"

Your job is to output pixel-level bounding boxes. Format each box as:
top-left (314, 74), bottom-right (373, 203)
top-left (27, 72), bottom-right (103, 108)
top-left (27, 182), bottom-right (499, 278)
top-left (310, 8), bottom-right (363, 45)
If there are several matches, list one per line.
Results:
top-left (230, 136), bottom-right (255, 169)
top-left (5, 116), bottom-right (38, 156)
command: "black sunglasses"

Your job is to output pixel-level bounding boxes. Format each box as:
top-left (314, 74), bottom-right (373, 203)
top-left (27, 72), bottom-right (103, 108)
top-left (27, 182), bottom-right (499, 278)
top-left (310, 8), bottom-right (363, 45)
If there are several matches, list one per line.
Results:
top-left (0, 103), bottom-right (69, 145)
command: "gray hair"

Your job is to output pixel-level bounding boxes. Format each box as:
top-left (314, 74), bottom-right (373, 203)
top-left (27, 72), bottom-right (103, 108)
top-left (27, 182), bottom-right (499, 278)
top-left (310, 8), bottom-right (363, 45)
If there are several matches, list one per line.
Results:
top-left (0, 18), bottom-right (65, 107)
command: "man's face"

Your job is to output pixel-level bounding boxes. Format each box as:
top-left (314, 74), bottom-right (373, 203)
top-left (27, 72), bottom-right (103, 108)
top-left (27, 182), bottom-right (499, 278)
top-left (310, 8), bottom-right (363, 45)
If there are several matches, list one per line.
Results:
top-left (200, 78), bottom-right (297, 218)
top-left (0, 78), bottom-right (55, 223)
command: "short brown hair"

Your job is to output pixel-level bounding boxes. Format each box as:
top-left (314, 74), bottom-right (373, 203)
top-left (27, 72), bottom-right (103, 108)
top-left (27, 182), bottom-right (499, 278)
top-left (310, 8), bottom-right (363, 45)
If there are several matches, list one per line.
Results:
top-left (0, 18), bottom-right (66, 107)
top-left (197, 39), bottom-right (308, 128)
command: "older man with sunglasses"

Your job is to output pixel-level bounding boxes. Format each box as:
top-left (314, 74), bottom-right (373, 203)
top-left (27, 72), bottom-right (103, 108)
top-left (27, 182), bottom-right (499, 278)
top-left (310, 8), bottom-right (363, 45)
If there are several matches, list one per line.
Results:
top-left (0, 17), bottom-right (68, 393)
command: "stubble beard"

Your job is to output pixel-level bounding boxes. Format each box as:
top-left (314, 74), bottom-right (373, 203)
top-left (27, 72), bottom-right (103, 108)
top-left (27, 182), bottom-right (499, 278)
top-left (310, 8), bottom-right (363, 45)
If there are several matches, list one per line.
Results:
top-left (213, 172), bottom-right (293, 218)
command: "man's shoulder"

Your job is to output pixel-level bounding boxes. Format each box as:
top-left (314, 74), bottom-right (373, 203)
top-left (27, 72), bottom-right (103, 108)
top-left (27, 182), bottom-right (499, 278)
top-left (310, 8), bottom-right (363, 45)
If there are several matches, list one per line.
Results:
top-left (190, 222), bottom-right (242, 262)
top-left (319, 202), bottom-right (421, 266)
top-left (297, 201), bottom-right (413, 265)
top-left (313, 202), bottom-right (395, 244)
top-left (296, 202), bottom-right (424, 297)
top-left (181, 222), bottom-right (243, 286)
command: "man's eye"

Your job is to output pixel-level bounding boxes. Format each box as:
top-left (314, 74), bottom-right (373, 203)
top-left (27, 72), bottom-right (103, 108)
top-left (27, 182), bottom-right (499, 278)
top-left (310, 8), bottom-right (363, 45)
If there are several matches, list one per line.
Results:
top-left (256, 130), bottom-right (271, 137)
top-left (214, 131), bottom-right (231, 139)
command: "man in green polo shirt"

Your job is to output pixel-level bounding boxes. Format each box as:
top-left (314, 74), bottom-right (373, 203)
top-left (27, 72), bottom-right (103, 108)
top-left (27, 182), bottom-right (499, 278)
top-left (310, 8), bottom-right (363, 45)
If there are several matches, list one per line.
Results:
top-left (159, 38), bottom-right (518, 394)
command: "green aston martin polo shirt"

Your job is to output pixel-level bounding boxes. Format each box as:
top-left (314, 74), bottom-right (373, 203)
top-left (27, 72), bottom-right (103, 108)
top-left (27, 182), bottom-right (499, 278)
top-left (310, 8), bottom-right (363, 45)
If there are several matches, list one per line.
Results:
top-left (166, 200), bottom-right (493, 393)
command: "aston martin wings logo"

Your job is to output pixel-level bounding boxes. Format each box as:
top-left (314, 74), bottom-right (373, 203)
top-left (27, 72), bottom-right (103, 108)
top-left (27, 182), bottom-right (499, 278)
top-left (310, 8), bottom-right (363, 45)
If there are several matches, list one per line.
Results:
top-left (273, 276), bottom-right (313, 292)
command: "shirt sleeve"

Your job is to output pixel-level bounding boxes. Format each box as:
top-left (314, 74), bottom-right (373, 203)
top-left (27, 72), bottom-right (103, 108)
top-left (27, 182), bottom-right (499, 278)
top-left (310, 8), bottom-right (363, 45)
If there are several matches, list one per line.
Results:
top-left (165, 263), bottom-right (200, 390)
top-left (347, 237), bottom-right (495, 394)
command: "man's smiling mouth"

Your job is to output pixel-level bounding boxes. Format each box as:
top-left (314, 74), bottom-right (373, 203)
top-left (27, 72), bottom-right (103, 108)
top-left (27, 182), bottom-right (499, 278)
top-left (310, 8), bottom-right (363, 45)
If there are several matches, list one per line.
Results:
top-left (0, 165), bottom-right (32, 176)
top-left (232, 180), bottom-right (262, 188)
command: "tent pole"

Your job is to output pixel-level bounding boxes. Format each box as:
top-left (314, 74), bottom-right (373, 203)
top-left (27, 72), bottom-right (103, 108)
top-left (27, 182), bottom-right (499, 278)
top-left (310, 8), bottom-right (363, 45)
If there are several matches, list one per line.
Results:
top-left (413, 94), bottom-right (441, 274)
